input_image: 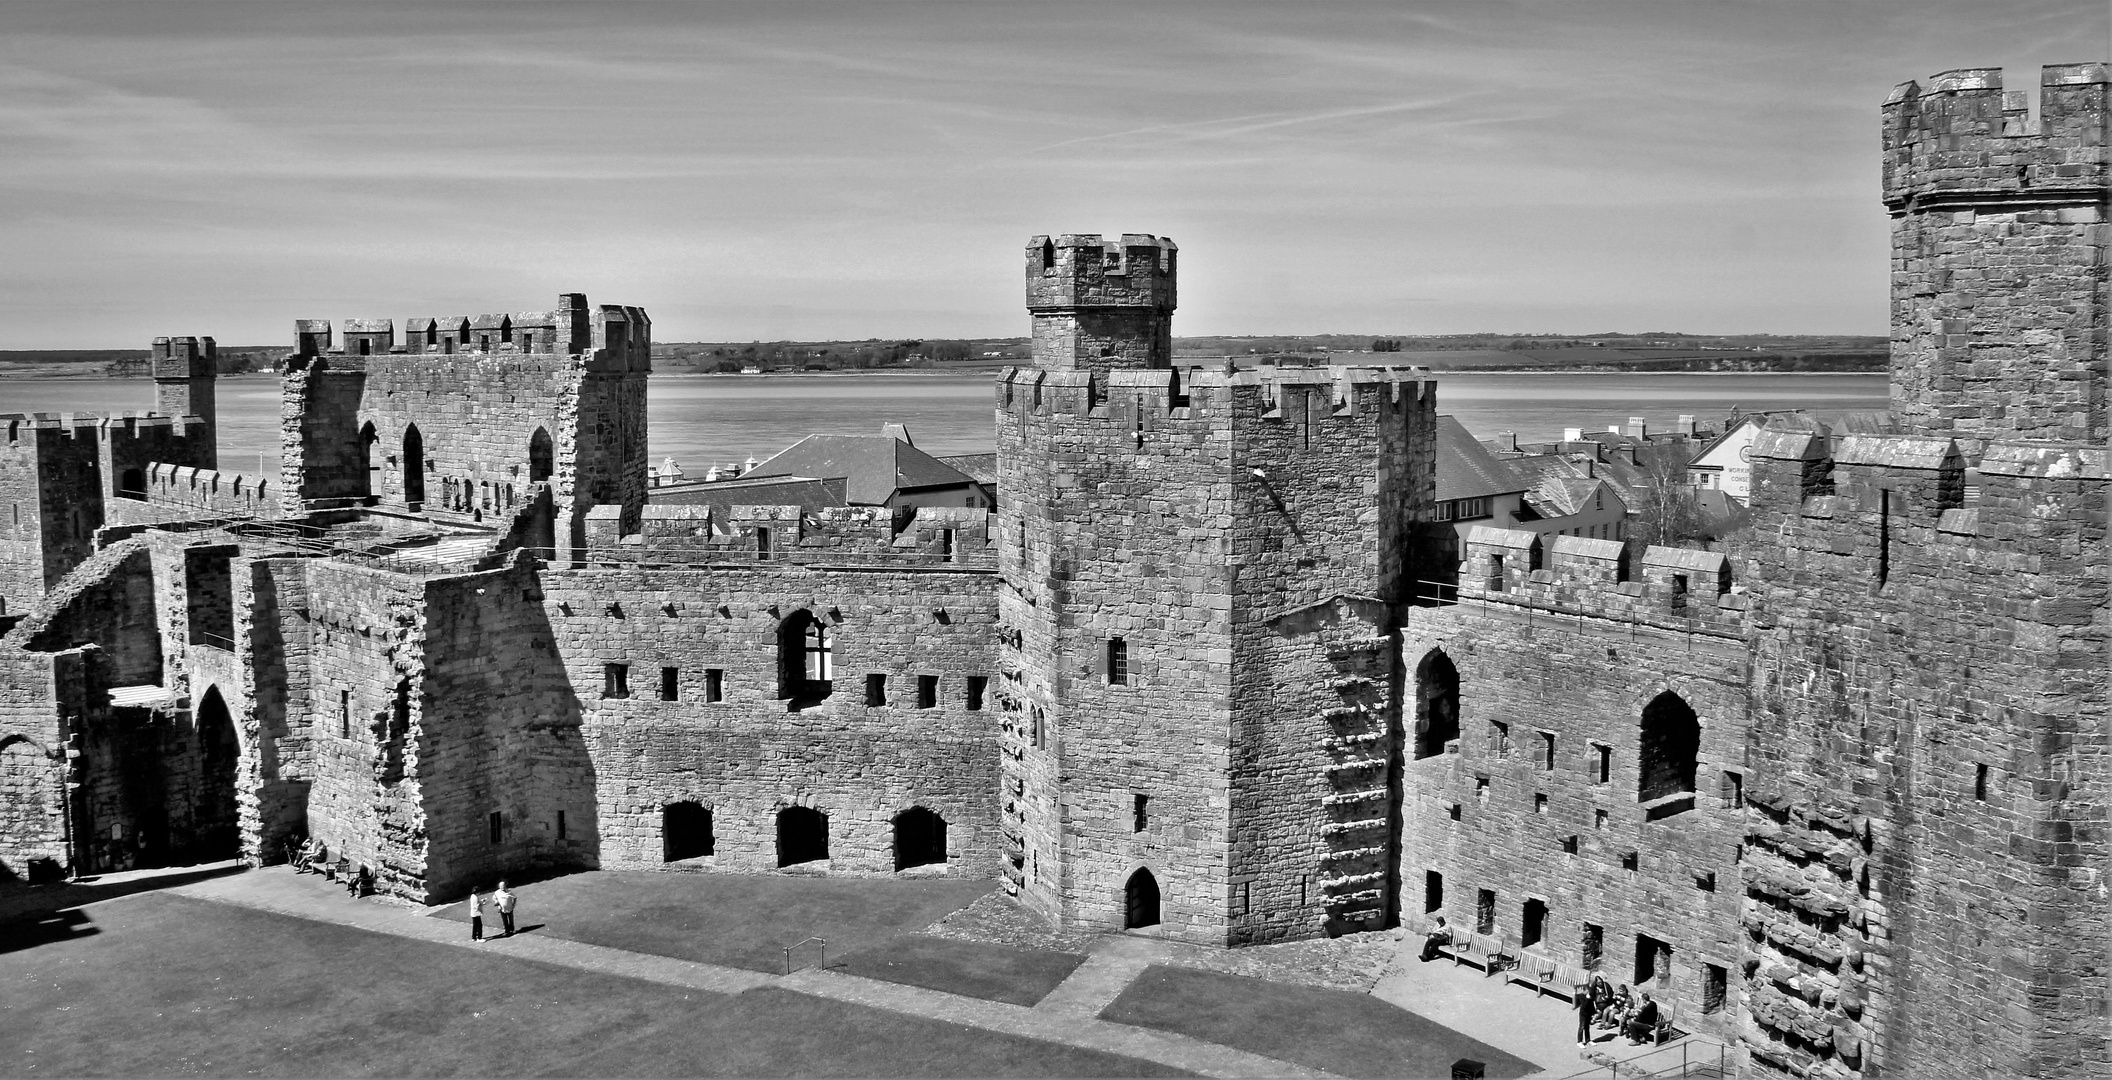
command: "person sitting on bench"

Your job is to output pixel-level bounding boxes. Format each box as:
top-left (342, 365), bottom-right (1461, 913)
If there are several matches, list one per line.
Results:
top-left (1418, 915), bottom-right (1451, 962)
top-left (1624, 992), bottom-right (1661, 1044)
top-left (298, 839), bottom-right (328, 874)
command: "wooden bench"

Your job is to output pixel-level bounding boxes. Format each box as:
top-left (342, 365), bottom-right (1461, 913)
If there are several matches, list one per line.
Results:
top-left (1504, 953), bottom-right (1585, 1001)
top-left (1451, 931), bottom-right (1515, 977)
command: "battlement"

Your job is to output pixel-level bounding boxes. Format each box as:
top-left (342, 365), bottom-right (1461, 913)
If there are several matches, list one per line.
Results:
top-left (295, 294), bottom-right (631, 363)
top-left (136, 462), bottom-right (276, 516)
top-left (583, 502), bottom-right (995, 569)
top-left (996, 363), bottom-right (1432, 430)
top-left (1454, 526), bottom-right (1748, 635)
top-left (1882, 63), bottom-right (2110, 211)
top-left (149, 336), bottom-right (216, 380)
top-left (1025, 233), bottom-right (1177, 312)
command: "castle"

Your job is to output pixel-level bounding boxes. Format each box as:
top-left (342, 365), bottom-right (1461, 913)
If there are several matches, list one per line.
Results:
top-left (0, 64), bottom-right (2105, 1079)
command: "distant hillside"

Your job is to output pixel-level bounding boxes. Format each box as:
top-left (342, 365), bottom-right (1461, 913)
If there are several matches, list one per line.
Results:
top-left (0, 348), bottom-right (279, 378)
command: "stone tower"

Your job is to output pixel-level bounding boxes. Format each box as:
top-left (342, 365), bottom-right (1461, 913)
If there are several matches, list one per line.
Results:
top-left (1737, 64), bottom-right (2109, 1079)
top-left (152, 336), bottom-right (217, 469)
top-left (1882, 64), bottom-right (2110, 448)
top-left (996, 234), bottom-right (1435, 945)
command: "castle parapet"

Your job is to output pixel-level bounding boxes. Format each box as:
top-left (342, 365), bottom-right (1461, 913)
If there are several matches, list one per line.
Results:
top-left (293, 295), bottom-right (641, 368)
top-left (150, 336), bottom-right (216, 378)
top-left (1883, 64), bottom-right (2110, 212)
top-left (996, 363), bottom-right (1433, 425)
top-left (583, 502), bottom-right (995, 569)
top-left (1025, 233), bottom-right (1177, 313)
top-left (1456, 526), bottom-right (1747, 634)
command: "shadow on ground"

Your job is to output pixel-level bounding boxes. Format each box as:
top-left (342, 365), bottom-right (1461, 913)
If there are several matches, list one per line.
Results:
top-left (427, 869), bottom-right (997, 973)
top-left (0, 861), bottom-right (247, 952)
top-left (1101, 964), bottom-right (1537, 1079)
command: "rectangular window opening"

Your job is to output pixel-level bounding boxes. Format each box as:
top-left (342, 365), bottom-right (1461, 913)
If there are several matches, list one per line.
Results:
top-left (1975, 762), bottom-right (1988, 801)
top-left (1475, 889), bottom-right (1497, 935)
top-left (1621, 851), bottom-right (1639, 872)
top-left (1595, 808), bottom-right (1608, 830)
top-left (1724, 769), bottom-right (1745, 808)
top-left (1237, 880), bottom-right (1250, 915)
top-left (965, 675), bottom-right (987, 711)
top-left (865, 673), bottom-right (887, 707)
top-left (917, 674), bottom-right (939, 709)
top-left (1522, 898), bottom-right (1547, 949)
top-left (1878, 488), bottom-right (1894, 586)
top-left (659, 667), bottom-right (679, 701)
top-left (556, 810), bottom-right (567, 840)
top-left (1704, 963), bottom-right (1727, 1015)
top-left (488, 811), bottom-right (503, 845)
top-left (1533, 792), bottom-right (1548, 815)
top-left (1594, 743), bottom-right (1612, 785)
top-left (1492, 720), bottom-right (1510, 756)
top-left (1560, 835), bottom-right (1579, 854)
top-left (1425, 870), bottom-right (1444, 913)
top-left (1540, 731), bottom-right (1556, 770)
top-left (603, 663), bottom-right (629, 699)
top-left (1447, 803), bottom-right (1462, 822)
top-left (1107, 637), bottom-right (1129, 685)
top-left (756, 527), bottom-right (772, 561)
top-left (1582, 924), bottom-right (1604, 970)
top-left (339, 689), bottom-right (351, 739)
top-left (704, 668), bottom-right (724, 703)
top-left (1133, 793), bottom-right (1150, 833)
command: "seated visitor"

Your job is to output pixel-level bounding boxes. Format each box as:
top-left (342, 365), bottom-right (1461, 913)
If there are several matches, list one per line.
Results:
top-left (1624, 992), bottom-right (1660, 1044)
top-left (1419, 915), bottom-right (1451, 962)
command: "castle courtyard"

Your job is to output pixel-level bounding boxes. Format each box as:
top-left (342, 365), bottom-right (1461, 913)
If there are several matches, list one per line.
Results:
top-left (0, 864), bottom-right (1634, 1078)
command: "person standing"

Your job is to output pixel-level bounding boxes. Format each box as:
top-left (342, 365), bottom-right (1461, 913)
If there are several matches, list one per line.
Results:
top-left (494, 881), bottom-right (517, 937)
top-left (467, 888), bottom-right (486, 942)
top-left (1574, 984), bottom-right (1595, 1046)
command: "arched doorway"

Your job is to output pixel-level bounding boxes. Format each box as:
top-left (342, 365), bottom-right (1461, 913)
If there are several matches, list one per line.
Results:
top-left (892, 807), bottom-right (946, 871)
top-left (402, 425), bottom-right (426, 507)
top-left (1124, 867), bottom-right (1161, 929)
top-left (528, 427), bottom-right (554, 484)
top-left (777, 806), bottom-right (828, 867)
top-left (193, 687), bottom-right (241, 862)
top-left (1413, 649), bottom-right (1460, 759)
top-left (1639, 691), bottom-right (1701, 806)
top-left (663, 801), bottom-right (714, 861)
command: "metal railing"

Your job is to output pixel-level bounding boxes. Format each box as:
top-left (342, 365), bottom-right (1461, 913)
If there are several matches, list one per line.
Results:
top-left (582, 545), bottom-right (996, 573)
top-left (782, 936), bottom-right (826, 974)
top-left (1552, 1036), bottom-right (1730, 1079)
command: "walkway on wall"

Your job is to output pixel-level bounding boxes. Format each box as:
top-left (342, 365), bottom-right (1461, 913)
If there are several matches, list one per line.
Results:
top-left (164, 868), bottom-right (1344, 1080)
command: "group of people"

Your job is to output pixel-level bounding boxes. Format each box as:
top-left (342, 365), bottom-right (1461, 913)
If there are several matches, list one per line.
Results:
top-left (289, 838), bottom-right (367, 896)
top-left (465, 882), bottom-right (519, 941)
top-left (1574, 974), bottom-right (1661, 1047)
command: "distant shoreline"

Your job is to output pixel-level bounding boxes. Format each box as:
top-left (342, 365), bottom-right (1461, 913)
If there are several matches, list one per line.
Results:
top-left (0, 366), bottom-right (1889, 383)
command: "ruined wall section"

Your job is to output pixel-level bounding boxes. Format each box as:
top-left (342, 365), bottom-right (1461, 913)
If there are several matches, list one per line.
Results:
top-left (300, 560), bottom-right (431, 897)
top-left (280, 361), bottom-right (369, 513)
top-left (1741, 432), bottom-right (2108, 1079)
top-left (537, 564), bottom-right (999, 878)
top-left (1883, 65), bottom-right (2110, 447)
top-left (583, 502), bottom-right (996, 568)
top-left (1398, 545), bottom-right (1753, 1043)
top-left (414, 558), bottom-right (595, 899)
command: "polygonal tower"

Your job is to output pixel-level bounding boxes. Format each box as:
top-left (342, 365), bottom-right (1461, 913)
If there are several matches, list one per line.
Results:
top-left (996, 234), bottom-right (1435, 946)
top-left (152, 336), bottom-right (217, 469)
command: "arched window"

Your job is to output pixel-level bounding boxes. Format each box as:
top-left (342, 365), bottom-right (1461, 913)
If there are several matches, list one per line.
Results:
top-left (1638, 691), bottom-right (1700, 809)
top-left (358, 422), bottom-right (379, 499)
top-left (402, 424), bottom-right (426, 507)
top-left (1414, 649), bottom-right (1460, 760)
top-left (778, 610), bottom-right (833, 709)
top-left (1124, 867), bottom-right (1161, 928)
top-left (193, 687), bottom-right (240, 861)
top-left (528, 427), bottom-right (553, 483)
top-left (777, 806), bottom-right (828, 867)
top-left (893, 807), bottom-right (946, 872)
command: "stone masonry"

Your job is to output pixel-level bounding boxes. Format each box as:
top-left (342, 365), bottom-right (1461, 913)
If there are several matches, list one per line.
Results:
top-left (0, 63), bottom-right (2105, 1080)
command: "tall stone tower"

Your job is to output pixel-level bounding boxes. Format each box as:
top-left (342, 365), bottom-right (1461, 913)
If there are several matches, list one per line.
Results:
top-left (1738, 64), bottom-right (2108, 1079)
top-left (1882, 64), bottom-right (2109, 448)
top-left (152, 336), bottom-right (217, 469)
top-left (996, 234), bottom-right (1435, 945)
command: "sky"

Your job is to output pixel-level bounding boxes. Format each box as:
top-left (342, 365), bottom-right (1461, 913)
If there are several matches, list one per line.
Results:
top-left (0, 1), bottom-right (2103, 349)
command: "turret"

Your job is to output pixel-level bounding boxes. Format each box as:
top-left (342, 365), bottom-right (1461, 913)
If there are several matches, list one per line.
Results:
top-left (151, 336), bottom-right (216, 468)
top-left (1024, 234), bottom-right (1177, 372)
top-left (1880, 64), bottom-right (2110, 446)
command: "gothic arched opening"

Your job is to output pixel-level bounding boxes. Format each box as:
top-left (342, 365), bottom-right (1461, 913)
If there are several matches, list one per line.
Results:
top-left (528, 427), bottom-right (553, 483)
top-left (402, 424), bottom-right (426, 507)
top-left (892, 807), bottom-right (946, 872)
top-left (193, 686), bottom-right (241, 862)
top-left (777, 609), bottom-right (833, 710)
top-left (358, 422), bottom-right (379, 500)
top-left (1413, 649), bottom-right (1460, 760)
top-left (1124, 867), bottom-right (1161, 929)
top-left (663, 801), bottom-right (714, 861)
top-left (1638, 691), bottom-right (1700, 806)
top-left (776, 806), bottom-right (828, 867)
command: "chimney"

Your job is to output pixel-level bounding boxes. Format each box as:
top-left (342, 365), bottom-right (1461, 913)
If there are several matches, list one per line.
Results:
top-left (1626, 416), bottom-right (1648, 439)
top-left (1675, 414), bottom-right (1696, 437)
top-left (1495, 431), bottom-right (1518, 452)
top-left (1563, 427), bottom-right (1584, 442)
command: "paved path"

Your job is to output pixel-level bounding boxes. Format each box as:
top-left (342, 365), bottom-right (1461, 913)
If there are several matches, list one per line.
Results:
top-left (164, 867), bottom-right (1342, 1079)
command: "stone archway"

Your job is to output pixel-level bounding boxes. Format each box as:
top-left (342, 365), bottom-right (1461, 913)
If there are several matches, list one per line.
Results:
top-left (192, 687), bottom-right (241, 862)
top-left (1124, 867), bottom-right (1161, 929)
top-left (776, 806), bottom-right (828, 867)
top-left (892, 807), bottom-right (946, 872)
